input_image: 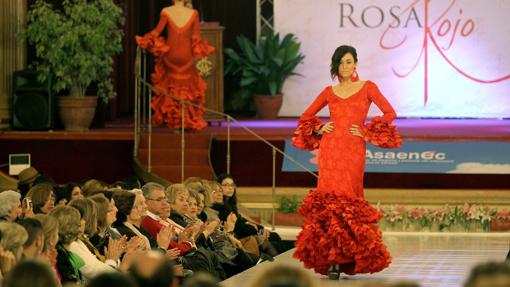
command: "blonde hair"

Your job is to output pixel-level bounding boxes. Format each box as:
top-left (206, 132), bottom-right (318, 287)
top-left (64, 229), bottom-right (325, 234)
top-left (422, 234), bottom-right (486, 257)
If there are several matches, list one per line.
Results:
top-left (165, 184), bottom-right (189, 204)
top-left (88, 194), bottom-right (109, 232)
top-left (0, 222), bottom-right (28, 260)
top-left (49, 206), bottom-right (81, 245)
top-left (186, 182), bottom-right (210, 205)
top-left (81, 179), bottom-right (107, 197)
top-left (68, 198), bottom-right (98, 237)
top-left (33, 214), bottom-right (59, 253)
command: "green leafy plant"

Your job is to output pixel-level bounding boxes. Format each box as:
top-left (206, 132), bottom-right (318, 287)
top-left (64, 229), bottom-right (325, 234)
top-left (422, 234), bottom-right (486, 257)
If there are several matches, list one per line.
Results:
top-left (225, 32), bottom-right (305, 97)
top-left (277, 195), bottom-right (301, 214)
top-left (18, 0), bottom-right (124, 102)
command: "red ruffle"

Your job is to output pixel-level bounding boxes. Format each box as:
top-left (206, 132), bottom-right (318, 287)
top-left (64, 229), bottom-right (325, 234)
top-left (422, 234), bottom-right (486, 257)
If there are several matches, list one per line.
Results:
top-left (150, 73), bottom-right (207, 131)
top-left (135, 34), bottom-right (170, 57)
top-left (361, 116), bottom-right (402, 149)
top-left (191, 36), bottom-right (215, 58)
top-left (293, 189), bottom-right (392, 275)
top-left (291, 116), bottom-right (323, 151)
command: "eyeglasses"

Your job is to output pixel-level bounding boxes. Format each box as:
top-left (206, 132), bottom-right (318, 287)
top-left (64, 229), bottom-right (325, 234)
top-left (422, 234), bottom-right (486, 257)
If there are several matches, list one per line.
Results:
top-left (146, 197), bottom-right (167, 203)
top-left (222, 183), bottom-right (236, 188)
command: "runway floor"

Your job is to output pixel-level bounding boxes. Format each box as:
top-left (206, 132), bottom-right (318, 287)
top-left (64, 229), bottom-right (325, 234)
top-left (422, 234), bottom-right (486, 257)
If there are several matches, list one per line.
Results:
top-left (221, 233), bottom-right (509, 287)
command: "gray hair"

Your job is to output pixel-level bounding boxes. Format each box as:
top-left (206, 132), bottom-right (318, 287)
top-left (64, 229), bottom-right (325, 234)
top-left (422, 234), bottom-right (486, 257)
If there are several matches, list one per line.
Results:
top-left (141, 182), bottom-right (165, 199)
top-left (0, 222), bottom-right (28, 260)
top-left (0, 190), bottom-right (21, 218)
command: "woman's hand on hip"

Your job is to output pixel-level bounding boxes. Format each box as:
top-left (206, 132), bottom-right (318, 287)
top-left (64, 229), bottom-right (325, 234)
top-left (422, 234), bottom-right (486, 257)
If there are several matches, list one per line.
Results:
top-left (349, 124), bottom-right (364, 138)
top-left (317, 121), bottom-right (334, 135)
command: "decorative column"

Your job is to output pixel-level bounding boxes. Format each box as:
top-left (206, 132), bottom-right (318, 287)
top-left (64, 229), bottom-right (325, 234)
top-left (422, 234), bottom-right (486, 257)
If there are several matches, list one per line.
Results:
top-left (0, 0), bottom-right (27, 130)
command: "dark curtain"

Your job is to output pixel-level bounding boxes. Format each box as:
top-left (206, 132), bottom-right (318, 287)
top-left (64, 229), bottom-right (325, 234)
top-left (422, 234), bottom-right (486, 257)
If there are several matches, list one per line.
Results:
top-left (26, 0), bottom-right (256, 126)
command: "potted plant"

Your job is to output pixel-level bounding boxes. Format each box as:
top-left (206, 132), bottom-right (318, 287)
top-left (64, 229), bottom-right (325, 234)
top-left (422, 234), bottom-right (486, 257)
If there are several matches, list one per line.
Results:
top-left (275, 195), bottom-right (303, 227)
top-left (18, 0), bottom-right (124, 131)
top-left (225, 33), bottom-right (305, 119)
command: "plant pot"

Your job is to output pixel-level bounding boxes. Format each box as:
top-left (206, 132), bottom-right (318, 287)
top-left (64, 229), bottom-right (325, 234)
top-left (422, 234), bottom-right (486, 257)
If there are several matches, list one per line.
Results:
top-left (57, 96), bottom-right (98, 131)
top-left (491, 219), bottom-right (510, 231)
top-left (274, 212), bottom-right (303, 227)
top-left (253, 94), bottom-right (283, 119)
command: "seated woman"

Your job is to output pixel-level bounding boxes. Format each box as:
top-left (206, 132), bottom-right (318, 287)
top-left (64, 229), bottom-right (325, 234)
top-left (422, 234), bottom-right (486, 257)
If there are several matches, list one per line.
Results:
top-left (0, 190), bottom-right (22, 222)
top-left (217, 174), bottom-right (293, 254)
top-left (166, 184), bottom-right (227, 279)
top-left (33, 214), bottom-right (60, 282)
top-left (67, 198), bottom-right (120, 282)
top-left (187, 189), bottom-right (257, 276)
top-left (88, 192), bottom-right (123, 252)
top-left (113, 190), bottom-right (170, 251)
top-left (26, 183), bottom-right (55, 215)
top-left (49, 206), bottom-right (85, 285)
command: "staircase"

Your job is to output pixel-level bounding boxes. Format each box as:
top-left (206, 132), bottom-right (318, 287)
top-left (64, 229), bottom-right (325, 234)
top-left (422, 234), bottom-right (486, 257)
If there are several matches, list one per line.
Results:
top-left (137, 132), bottom-right (213, 183)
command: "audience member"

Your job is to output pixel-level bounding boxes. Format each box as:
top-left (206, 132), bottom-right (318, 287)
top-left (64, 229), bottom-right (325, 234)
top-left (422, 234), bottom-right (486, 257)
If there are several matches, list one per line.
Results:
top-left (86, 272), bottom-right (138, 287)
top-left (19, 218), bottom-right (44, 259)
top-left (26, 184), bottom-right (55, 214)
top-left (249, 265), bottom-right (317, 287)
top-left (0, 222), bottom-right (28, 260)
top-left (49, 205), bottom-right (84, 284)
top-left (464, 261), bottom-right (510, 287)
top-left (3, 260), bottom-right (58, 287)
top-left (0, 190), bottom-right (22, 222)
top-left (129, 250), bottom-right (177, 287)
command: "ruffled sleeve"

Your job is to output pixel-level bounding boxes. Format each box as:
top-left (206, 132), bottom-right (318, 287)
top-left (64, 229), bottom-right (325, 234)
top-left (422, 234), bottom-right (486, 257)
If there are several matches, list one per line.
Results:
top-left (363, 81), bottom-right (402, 148)
top-left (291, 88), bottom-right (328, 151)
top-left (135, 34), bottom-right (170, 57)
top-left (292, 115), bottom-right (323, 151)
top-left (191, 12), bottom-right (215, 58)
top-left (361, 116), bottom-right (402, 148)
top-left (135, 11), bottom-right (170, 57)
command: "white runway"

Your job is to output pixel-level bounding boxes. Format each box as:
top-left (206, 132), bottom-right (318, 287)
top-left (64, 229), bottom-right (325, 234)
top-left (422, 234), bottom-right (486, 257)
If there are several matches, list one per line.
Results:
top-left (221, 232), bottom-right (509, 287)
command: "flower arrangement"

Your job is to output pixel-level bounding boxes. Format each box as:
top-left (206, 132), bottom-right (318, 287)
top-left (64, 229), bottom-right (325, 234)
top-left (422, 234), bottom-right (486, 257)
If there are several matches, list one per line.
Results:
top-left (378, 203), bottom-right (501, 232)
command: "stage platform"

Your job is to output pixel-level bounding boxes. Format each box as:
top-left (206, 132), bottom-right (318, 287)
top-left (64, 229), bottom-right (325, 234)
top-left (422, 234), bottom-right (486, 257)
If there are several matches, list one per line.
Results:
top-left (221, 232), bottom-right (509, 287)
top-left (0, 118), bottom-right (509, 187)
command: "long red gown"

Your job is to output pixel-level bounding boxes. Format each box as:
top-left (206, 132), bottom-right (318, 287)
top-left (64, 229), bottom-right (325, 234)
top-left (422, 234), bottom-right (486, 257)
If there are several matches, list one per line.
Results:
top-left (136, 9), bottom-right (215, 130)
top-left (292, 80), bottom-right (402, 276)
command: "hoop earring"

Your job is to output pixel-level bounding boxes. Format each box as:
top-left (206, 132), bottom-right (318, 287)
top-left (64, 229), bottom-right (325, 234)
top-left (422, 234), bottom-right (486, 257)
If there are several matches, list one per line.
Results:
top-left (351, 70), bottom-right (359, 82)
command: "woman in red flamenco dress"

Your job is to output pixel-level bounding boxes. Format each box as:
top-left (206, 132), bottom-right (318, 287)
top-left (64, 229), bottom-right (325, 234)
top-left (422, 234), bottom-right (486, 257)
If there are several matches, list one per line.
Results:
top-left (292, 45), bottom-right (403, 279)
top-left (136, 0), bottom-right (215, 130)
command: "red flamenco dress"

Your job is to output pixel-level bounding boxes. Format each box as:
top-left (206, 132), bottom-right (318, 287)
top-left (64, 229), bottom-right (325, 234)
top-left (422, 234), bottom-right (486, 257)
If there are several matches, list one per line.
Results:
top-left (292, 80), bottom-right (402, 276)
top-left (136, 10), bottom-right (215, 130)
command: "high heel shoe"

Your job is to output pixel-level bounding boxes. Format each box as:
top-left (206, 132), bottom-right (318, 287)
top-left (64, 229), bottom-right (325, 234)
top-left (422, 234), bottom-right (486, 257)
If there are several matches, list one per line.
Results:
top-left (327, 264), bottom-right (340, 280)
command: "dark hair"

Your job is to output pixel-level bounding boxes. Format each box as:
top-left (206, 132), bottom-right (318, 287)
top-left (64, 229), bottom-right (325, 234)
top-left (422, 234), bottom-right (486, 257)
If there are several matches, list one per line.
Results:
top-left (3, 260), bottom-right (58, 287)
top-left (216, 174), bottom-right (238, 214)
top-left (64, 182), bottom-right (81, 201)
top-left (182, 272), bottom-right (220, 287)
top-left (32, 174), bottom-right (57, 188)
top-left (87, 272), bottom-right (138, 287)
top-left (330, 45), bottom-right (358, 80)
top-left (113, 191), bottom-right (136, 225)
top-left (464, 261), bottom-right (510, 287)
top-left (19, 218), bottom-right (43, 249)
top-left (129, 255), bottom-right (175, 287)
top-left (53, 186), bottom-right (67, 205)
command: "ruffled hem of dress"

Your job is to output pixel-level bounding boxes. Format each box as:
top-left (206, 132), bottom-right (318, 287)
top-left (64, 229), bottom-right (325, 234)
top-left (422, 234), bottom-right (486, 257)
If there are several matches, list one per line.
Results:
top-left (150, 73), bottom-right (208, 131)
top-left (293, 189), bottom-right (392, 275)
top-left (135, 34), bottom-right (170, 57)
top-left (291, 115), bottom-right (323, 151)
top-left (361, 116), bottom-right (402, 149)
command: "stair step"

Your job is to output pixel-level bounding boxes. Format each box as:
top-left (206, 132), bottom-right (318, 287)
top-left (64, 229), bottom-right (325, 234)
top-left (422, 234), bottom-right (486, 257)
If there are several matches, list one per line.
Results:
top-left (138, 148), bottom-right (209, 166)
top-left (151, 165), bottom-right (213, 182)
top-left (139, 133), bottom-right (210, 149)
